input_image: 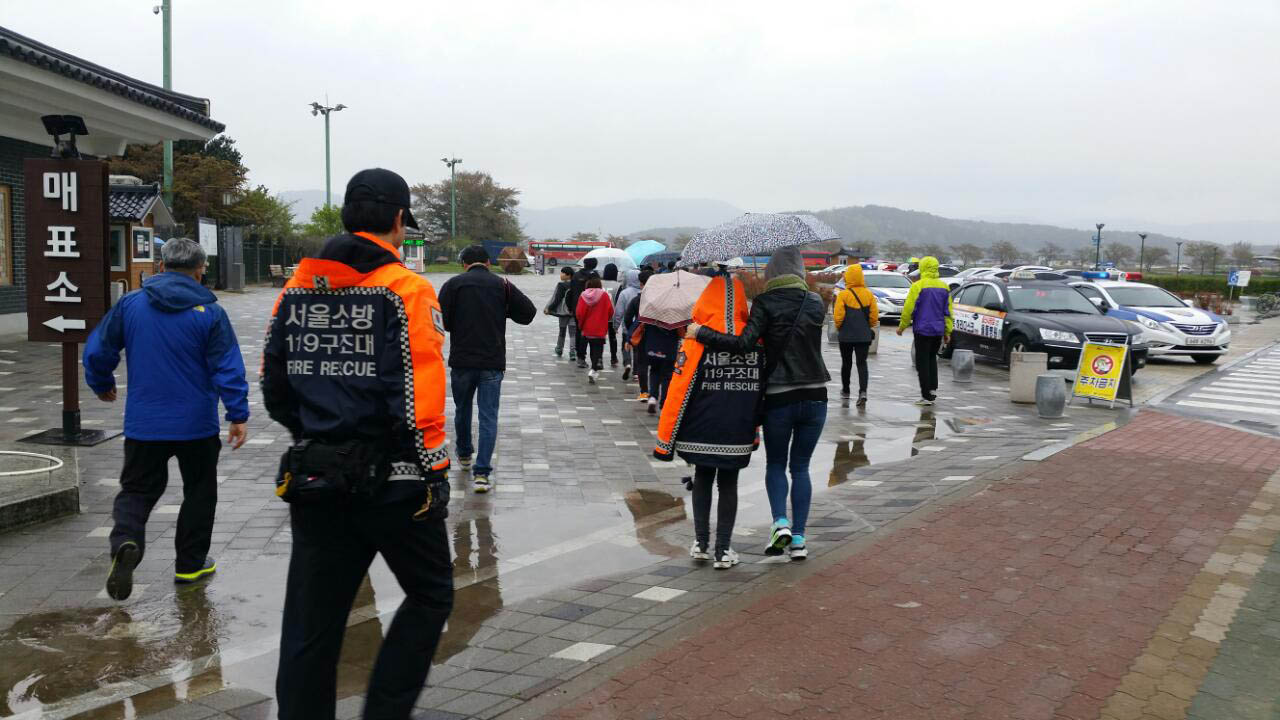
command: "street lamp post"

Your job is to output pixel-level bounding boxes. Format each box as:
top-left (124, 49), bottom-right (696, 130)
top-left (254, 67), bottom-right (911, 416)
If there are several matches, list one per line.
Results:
top-left (1094, 223), bottom-right (1105, 270)
top-left (310, 101), bottom-right (348, 207)
top-left (1138, 233), bottom-right (1147, 273)
top-left (1176, 241), bottom-right (1184, 276)
top-left (156, 0), bottom-right (173, 208)
top-left (441, 157), bottom-right (462, 241)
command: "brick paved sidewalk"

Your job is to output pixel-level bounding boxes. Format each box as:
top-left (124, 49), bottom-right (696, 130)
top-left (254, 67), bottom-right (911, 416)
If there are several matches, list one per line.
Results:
top-left (543, 410), bottom-right (1280, 720)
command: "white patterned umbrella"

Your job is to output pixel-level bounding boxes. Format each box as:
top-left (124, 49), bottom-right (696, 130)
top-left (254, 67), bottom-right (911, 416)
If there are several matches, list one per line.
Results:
top-left (638, 270), bottom-right (712, 330)
top-left (681, 213), bottom-right (840, 265)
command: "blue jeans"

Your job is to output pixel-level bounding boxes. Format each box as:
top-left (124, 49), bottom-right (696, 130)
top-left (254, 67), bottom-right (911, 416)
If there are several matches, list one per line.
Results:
top-left (451, 369), bottom-right (503, 476)
top-left (761, 400), bottom-right (827, 536)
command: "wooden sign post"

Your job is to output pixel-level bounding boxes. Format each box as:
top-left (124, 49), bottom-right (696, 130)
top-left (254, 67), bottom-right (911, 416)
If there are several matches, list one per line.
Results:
top-left (20, 157), bottom-right (116, 446)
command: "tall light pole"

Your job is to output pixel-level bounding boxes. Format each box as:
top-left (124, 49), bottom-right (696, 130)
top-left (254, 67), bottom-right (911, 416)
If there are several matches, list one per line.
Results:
top-left (1138, 233), bottom-right (1147, 273)
top-left (1176, 241), bottom-right (1184, 276)
top-left (156, 1), bottom-right (173, 208)
top-left (1094, 223), bottom-right (1105, 270)
top-left (440, 157), bottom-right (462, 241)
top-left (310, 101), bottom-right (347, 208)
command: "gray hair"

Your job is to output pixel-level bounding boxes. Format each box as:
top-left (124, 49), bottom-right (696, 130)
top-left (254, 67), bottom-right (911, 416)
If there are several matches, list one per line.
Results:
top-left (161, 238), bottom-right (207, 270)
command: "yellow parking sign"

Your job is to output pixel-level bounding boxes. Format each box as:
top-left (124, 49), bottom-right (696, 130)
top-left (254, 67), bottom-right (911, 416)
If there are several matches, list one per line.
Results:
top-left (1072, 342), bottom-right (1130, 406)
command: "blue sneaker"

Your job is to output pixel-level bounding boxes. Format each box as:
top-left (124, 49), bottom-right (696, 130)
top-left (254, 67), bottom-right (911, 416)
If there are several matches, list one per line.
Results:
top-left (790, 535), bottom-right (808, 561)
top-left (765, 518), bottom-right (792, 556)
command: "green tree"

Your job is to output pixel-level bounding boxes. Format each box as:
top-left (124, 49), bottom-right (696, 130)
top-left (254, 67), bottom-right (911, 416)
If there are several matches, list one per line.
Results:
top-left (300, 204), bottom-right (344, 239)
top-left (409, 171), bottom-right (522, 254)
top-left (881, 239), bottom-right (912, 260)
top-left (1230, 241), bottom-right (1254, 267)
top-left (1104, 243), bottom-right (1136, 267)
top-left (1038, 242), bottom-right (1064, 265)
top-left (1142, 246), bottom-right (1170, 272)
top-left (110, 136), bottom-right (249, 230)
top-left (951, 243), bottom-right (984, 266)
top-left (1073, 246), bottom-right (1095, 268)
top-left (989, 240), bottom-right (1022, 264)
top-left (232, 185), bottom-right (295, 237)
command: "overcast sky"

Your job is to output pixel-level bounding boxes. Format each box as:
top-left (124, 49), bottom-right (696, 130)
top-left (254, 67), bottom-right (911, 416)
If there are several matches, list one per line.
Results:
top-left (6, 1), bottom-right (1277, 224)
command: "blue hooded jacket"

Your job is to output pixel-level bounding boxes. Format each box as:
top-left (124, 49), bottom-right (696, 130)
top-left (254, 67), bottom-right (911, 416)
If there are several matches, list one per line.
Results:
top-left (83, 272), bottom-right (249, 441)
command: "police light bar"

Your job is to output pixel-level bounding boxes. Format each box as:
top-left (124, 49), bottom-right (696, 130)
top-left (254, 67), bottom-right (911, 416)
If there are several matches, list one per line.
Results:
top-left (1081, 270), bottom-right (1110, 280)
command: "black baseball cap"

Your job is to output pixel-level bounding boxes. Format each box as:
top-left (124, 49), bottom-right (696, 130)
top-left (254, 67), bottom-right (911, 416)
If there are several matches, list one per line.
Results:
top-left (344, 168), bottom-right (420, 229)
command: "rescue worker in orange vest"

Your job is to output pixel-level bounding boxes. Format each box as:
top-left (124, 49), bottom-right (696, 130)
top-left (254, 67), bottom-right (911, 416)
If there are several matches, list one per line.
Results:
top-left (261, 168), bottom-right (452, 720)
top-left (655, 267), bottom-right (761, 569)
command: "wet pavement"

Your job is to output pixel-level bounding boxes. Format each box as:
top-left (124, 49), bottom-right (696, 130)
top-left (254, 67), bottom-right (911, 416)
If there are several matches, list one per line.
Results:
top-left (0, 272), bottom-right (1271, 719)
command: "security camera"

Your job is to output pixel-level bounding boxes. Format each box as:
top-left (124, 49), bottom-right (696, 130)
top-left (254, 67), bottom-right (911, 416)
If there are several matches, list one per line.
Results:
top-left (153, 5), bottom-right (161, 14)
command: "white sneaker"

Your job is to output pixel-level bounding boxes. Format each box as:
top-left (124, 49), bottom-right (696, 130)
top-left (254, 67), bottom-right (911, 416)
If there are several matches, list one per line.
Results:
top-left (473, 474), bottom-right (492, 493)
top-left (458, 456), bottom-right (473, 471)
top-left (713, 548), bottom-right (740, 569)
top-left (790, 537), bottom-right (808, 561)
top-left (690, 542), bottom-right (710, 562)
top-left (765, 519), bottom-right (792, 556)
top-left (914, 398), bottom-right (935, 406)
top-left (588, 369), bottom-right (598, 384)
top-left (647, 397), bottom-right (658, 415)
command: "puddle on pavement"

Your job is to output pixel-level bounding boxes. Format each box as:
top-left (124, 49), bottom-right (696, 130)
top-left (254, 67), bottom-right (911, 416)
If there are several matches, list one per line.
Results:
top-left (0, 496), bottom-right (688, 717)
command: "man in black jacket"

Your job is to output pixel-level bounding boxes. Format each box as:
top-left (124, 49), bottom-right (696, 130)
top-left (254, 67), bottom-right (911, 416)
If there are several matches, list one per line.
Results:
top-left (438, 245), bottom-right (536, 492)
top-left (568, 257), bottom-right (599, 368)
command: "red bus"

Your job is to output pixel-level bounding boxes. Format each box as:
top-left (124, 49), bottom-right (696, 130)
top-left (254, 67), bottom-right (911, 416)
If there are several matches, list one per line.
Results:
top-left (528, 240), bottom-right (616, 266)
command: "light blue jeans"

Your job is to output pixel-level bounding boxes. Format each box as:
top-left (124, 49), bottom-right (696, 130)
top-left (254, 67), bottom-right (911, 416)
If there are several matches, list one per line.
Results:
top-left (451, 369), bottom-right (503, 476)
top-left (761, 400), bottom-right (827, 536)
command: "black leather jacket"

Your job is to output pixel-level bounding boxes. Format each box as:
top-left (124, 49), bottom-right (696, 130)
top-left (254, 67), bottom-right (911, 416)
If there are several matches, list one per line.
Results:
top-left (696, 286), bottom-right (830, 386)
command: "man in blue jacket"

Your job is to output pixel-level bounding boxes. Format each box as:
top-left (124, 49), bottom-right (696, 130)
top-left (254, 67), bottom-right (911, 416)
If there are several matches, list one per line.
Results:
top-left (84, 238), bottom-right (250, 600)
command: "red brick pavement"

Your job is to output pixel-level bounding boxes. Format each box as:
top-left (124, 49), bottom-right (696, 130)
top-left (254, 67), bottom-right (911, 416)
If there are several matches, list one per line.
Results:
top-left (545, 411), bottom-right (1280, 720)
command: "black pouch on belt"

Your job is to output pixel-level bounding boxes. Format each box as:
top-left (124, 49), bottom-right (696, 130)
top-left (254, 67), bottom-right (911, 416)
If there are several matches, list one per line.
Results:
top-left (275, 439), bottom-right (381, 504)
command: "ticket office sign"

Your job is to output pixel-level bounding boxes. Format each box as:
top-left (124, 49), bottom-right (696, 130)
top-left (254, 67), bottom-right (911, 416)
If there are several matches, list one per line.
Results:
top-left (23, 159), bottom-right (110, 344)
top-left (1072, 341), bottom-right (1128, 404)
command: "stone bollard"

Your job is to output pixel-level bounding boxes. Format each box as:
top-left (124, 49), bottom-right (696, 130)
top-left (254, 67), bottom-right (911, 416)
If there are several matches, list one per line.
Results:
top-left (951, 349), bottom-right (974, 383)
top-left (868, 328), bottom-right (880, 355)
top-left (1035, 373), bottom-right (1067, 418)
top-left (1009, 351), bottom-right (1048, 403)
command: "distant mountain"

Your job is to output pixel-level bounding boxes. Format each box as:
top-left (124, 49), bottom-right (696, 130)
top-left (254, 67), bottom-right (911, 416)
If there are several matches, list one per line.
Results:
top-left (803, 205), bottom-right (1196, 255)
top-left (277, 190), bottom-right (332, 223)
top-left (519, 198), bottom-right (741, 240)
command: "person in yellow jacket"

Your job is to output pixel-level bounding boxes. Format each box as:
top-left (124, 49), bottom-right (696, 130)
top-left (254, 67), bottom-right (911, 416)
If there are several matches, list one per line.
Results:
top-left (833, 264), bottom-right (879, 405)
top-left (896, 256), bottom-right (953, 405)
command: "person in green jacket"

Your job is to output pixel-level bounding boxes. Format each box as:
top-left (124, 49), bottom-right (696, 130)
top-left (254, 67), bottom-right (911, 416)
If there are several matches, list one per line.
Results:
top-left (896, 257), bottom-right (953, 405)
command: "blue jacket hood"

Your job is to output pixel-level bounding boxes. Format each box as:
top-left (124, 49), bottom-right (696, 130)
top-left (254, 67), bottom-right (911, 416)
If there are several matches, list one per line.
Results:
top-left (143, 272), bottom-right (217, 312)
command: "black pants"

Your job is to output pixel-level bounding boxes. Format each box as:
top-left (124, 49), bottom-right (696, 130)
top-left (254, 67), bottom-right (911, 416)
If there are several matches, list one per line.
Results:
top-left (574, 327), bottom-right (587, 364)
top-left (634, 352), bottom-right (650, 394)
top-left (276, 495), bottom-right (454, 720)
top-left (692, 466), bottom-right (739, 552)
top-left (607, 322), bottom-right (618, 363)
top-left (839, 342), bottom-right (871, 394)
top-left (587, 338), bottom-right (605, 370)
top-left (110, 436), bottom-right (220, 574)
top-left (649, 360), bottom-right (674, 407)
top-left (914, 334), bottom-right (943, 400)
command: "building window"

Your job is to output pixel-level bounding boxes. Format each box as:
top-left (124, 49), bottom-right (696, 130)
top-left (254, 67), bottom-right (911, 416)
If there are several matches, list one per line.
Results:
top-left (132, 227), bottom-right (153, 261)
top-left (0, 184), bottom-right (10, 286)
top-left (110, 225), bottom-right (127, 272)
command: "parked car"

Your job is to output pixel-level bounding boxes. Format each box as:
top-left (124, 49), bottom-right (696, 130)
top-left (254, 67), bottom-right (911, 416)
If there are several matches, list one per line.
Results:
top-left (861, 270), bottom-right (914, 321)
top-left (942, 275), bottom-right (1148, 373)
top-left (908, 264), bottom-right (964, 289)
top-left (1069, 280), bottom-right (1229, 364)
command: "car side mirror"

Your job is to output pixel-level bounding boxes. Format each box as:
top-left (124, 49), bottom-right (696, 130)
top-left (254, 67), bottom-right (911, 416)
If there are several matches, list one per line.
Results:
top-left (1089, 297), bottom-right (1109, 310)
top-left (983, 302), bottom-right (1005, 312)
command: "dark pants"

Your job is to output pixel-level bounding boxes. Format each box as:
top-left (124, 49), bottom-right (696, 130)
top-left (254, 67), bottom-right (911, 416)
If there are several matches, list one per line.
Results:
top-left (607, 323), bottom-right (618, 363)
top-left (277, 496), bottom-right (453, 720)
top-left (587, 338), bottom-right (605, 370)
top-left (692, 466), bottom-right (739, 552)
top-left (575, 327), bottom-right (587, 365)
top-left (762, 400), bottom-right (826, 537)
top-left (555, 316), bottom-right (573, 355)
top-left (634, 352), bottom-right (650, 394)
top-left (649, 359), bottom-right (674, 407)
top-left (110, 436), bottom-right (221, 574)
top-left (451, 368), bottom-right (503, 476)
top-left (839, 342), bottom-right (871, 394)
top-left (914, 334), bottom-right (943, 400)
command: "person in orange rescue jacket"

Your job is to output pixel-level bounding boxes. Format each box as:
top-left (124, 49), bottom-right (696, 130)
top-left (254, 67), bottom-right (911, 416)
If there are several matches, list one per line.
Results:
top-left (261, 168), bottom-right (453, 720)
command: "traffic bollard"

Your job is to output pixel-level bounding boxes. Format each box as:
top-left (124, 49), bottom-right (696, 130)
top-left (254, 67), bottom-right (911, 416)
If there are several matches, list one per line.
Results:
top-left (1010, 351), bottom-right (1048, 403)
top-left (951, 349), bottom-right (974, 383)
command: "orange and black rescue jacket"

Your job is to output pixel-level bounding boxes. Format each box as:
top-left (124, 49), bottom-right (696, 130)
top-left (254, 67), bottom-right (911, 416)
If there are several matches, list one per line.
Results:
top-left (654, 273), bottom-right (762, 468)
top-left (261, 232), bottom-right (450, 477)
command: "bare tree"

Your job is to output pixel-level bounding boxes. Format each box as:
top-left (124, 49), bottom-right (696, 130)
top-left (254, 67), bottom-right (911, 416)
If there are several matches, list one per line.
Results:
top-left (881, 239), bottom-right (912, 260)
top-left (1230, 241), bottom-right (1255, 267)
top-left (1104, 243), bottom-right (1137, 267)
top-left (989, 240), bottom-right (1022, 264)
top-left (1143, 246), bottom-right (1170, 272)
top-left (951, 243), bottom-right (984, 266)
top-left (1038, 242), bottom-right (1064, 266)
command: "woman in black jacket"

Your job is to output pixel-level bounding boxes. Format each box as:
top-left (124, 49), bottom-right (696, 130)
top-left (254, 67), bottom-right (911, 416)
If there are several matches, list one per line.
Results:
top-left (688, 247), bottom-right (829, 561)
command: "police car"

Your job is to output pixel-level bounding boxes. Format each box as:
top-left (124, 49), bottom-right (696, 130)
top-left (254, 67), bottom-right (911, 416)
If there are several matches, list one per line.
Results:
top-left (1069, 279), bottom-right (1229, 364)
top-left (942, 273), bottom-right (1148, 373)
top-left (863, 270), bottom-right (913, 321)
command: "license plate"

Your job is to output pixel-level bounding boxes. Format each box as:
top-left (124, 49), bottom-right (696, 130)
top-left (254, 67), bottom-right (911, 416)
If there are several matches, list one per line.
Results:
top-left (1186, 336), bottom-right (1216, 346)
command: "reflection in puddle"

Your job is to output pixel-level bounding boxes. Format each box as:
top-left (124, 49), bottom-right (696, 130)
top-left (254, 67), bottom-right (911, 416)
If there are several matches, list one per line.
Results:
top-left (0, 585), bottom-right (223, 717)
top-left (826, 407), bottom-right (994, 488)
